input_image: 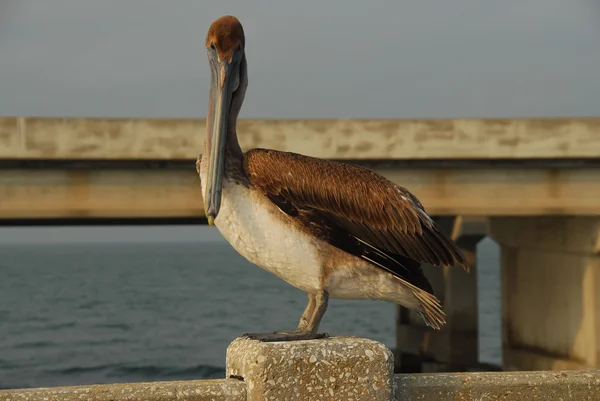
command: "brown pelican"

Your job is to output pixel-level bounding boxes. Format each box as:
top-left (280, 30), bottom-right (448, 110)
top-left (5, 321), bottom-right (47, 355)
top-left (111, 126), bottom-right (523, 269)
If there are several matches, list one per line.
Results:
top-left (199, 15), bottom-right (469, 342)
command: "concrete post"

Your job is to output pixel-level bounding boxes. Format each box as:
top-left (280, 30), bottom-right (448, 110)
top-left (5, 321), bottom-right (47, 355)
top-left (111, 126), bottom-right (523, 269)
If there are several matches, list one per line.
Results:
top-left (489, 216), bottom-right (600, 370)
top-left (226, 336), bottom-right (394, 401)
top-left (395, 216), bottom-right (484, 373)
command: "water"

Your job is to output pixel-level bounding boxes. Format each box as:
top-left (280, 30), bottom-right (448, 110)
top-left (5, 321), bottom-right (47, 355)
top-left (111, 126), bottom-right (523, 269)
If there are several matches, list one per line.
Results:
top-left (0, 233), bottom-right (501, 389)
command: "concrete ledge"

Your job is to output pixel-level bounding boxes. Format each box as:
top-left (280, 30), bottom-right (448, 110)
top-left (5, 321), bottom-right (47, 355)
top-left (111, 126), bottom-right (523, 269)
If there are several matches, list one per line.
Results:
top-left (226, 336), bottom-right (394, 401)
top-left (2, 117), bottom-right (599, 160)
top-left (0, 379), bottom-right (246, 401)
top-left (394, 370), bottom-right (600, 400)
top-left (3, 340), bottom-right (600, 401)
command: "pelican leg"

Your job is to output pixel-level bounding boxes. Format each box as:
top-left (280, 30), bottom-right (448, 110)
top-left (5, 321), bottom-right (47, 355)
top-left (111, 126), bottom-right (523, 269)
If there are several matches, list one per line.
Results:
top-left (297, 292), bottom-right (316, 330)
top-left (243, 290), bottom-right (329, 342)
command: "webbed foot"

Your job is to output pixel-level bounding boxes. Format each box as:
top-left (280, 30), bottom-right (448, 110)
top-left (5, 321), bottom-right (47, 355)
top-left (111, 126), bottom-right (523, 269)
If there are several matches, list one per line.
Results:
top-left (241, 291), bottom-right (330, 343)
top-left (242, 330), bottom-right (329, 342)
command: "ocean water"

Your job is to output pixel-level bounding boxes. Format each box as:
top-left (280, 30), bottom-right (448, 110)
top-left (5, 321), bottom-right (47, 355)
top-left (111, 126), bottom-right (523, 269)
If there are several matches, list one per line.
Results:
top-left (0, 232), bottom-right (501, 389)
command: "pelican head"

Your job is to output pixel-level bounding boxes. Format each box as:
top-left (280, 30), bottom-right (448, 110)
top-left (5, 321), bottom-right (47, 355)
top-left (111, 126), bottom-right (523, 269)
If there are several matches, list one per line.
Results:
top-left (204, 16), bottom-right (246, 226)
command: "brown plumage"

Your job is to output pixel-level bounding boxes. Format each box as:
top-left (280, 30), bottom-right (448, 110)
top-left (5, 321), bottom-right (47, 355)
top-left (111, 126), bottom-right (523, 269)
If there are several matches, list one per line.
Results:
top-left (205, 15), bottom-right (245, 61)
top-left (243, 149), bottom-right (469, 329)
top-left (244, 148), bottom-right (469, 271)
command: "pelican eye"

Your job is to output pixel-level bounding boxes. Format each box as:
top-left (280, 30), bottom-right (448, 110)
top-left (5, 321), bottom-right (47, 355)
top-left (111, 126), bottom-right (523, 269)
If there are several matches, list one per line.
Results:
top-left (210, 42), bottom-right (216, 50)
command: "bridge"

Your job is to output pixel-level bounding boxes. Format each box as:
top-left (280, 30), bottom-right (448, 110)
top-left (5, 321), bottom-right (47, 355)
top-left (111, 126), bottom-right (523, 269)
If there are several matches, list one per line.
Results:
top-left (2, 116), bottom-right (600, 397)
top-left (1, 117), bottom-right (599, 221)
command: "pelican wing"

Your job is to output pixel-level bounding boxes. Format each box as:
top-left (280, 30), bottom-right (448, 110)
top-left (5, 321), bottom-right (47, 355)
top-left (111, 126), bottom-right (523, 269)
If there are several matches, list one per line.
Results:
top-left (244, 149), bottom-right (469, 289)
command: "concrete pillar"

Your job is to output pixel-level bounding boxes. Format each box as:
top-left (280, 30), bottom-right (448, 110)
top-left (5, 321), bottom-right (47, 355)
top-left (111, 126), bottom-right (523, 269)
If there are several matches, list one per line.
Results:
top-left (395, 216), bottom-right (484, 373)
top-left (476, 237), bottom-right (503, 367)
top-left (226, 336), bottom-right (394, 401)
top-left (489, 217), bottom-right (600, 370)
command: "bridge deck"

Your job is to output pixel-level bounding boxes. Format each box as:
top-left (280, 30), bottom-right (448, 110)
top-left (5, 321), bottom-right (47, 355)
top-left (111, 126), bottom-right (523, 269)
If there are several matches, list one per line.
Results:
top-left (1, 116), bottom-right (599, 160)
top-left (1, 117), bottom-right (599, 220)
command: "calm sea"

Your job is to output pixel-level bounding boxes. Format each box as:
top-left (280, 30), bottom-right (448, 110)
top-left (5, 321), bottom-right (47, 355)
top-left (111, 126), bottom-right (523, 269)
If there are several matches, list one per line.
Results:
top-left (0, 229), bottom-right (501, 389)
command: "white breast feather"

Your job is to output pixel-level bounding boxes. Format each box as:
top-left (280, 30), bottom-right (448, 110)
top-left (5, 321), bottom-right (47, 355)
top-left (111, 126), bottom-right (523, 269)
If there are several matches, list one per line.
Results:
top-left (200, 173), bottom-right (322, 293)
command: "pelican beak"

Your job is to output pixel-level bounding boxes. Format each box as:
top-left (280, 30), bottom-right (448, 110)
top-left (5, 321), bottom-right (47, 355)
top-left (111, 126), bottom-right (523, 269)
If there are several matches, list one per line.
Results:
top-left (204, 49), bottom-right (239, 226)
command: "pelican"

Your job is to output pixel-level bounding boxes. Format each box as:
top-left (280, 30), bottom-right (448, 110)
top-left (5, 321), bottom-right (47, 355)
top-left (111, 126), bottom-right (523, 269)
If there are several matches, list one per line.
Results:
top-left (198, 15), bottom-right (469, 342)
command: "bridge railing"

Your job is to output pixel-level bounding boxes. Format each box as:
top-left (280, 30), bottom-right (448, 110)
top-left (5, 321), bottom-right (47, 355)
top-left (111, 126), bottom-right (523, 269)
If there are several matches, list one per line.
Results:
top-left (2, 337), bottom-right (598, 401)
top-left (1, 116), bottom-right (599, 160)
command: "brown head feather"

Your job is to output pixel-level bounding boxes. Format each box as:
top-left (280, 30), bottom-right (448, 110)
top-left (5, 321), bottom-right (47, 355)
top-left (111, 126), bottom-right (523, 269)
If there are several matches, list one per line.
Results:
top-left (205, 15), bottom-right (245, 62)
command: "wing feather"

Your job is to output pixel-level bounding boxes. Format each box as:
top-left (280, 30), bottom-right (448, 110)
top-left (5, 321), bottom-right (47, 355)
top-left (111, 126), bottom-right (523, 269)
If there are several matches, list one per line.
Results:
top-left (244, 148), bottom-right (470, 278)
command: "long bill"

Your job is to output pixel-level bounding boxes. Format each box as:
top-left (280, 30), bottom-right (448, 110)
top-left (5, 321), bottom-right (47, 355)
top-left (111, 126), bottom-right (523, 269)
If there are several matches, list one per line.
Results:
top-left (204, 59), bottom-right (236, 226)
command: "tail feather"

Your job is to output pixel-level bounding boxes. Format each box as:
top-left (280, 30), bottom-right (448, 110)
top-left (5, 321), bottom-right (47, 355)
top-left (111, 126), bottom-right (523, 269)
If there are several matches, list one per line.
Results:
top-left (394, 277), bottom-right (446, 330)
top-left (411, 287), bottom-right (446, 330)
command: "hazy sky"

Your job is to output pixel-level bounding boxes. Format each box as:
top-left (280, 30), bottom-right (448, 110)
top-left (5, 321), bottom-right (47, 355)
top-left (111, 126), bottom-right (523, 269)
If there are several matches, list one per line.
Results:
top-left (1, 0), bottom-right (599, 119)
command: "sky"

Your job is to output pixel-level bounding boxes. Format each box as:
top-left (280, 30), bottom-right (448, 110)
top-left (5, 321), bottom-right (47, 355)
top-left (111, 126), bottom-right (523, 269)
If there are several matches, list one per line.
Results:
top-left (0, 0), bottom-right (599, 120)
top-left (0, 1), bottom-right (599, 243)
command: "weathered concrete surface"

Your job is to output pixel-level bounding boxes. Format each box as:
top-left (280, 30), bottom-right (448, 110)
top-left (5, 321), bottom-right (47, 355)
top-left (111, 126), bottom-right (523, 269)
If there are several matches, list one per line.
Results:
top-left (394, 370), bottom-right (600, 400)
top-left (489, 216), bottom-right (600, 254)
top-left (489, 217), bottom-right (600, 371)
top-left (3, 166), bottom-right (600, 220)
top-left (2, 368), bottom-right (599, 401)
top-left (226, 336), bottom-right (394, 401)
top-left (0, 379), bottom-right (246, 401)
top-left (1, 117), bottom-right (600, 160)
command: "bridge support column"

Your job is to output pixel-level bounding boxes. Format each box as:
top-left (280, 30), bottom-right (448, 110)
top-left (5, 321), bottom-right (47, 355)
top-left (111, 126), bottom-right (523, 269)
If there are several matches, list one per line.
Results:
top-left (489, 217), bottom-right (600, 370)
top-left (226, 336), bottom-right (394, 401)
top-left (395, 216), bottom-right (484, 373)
